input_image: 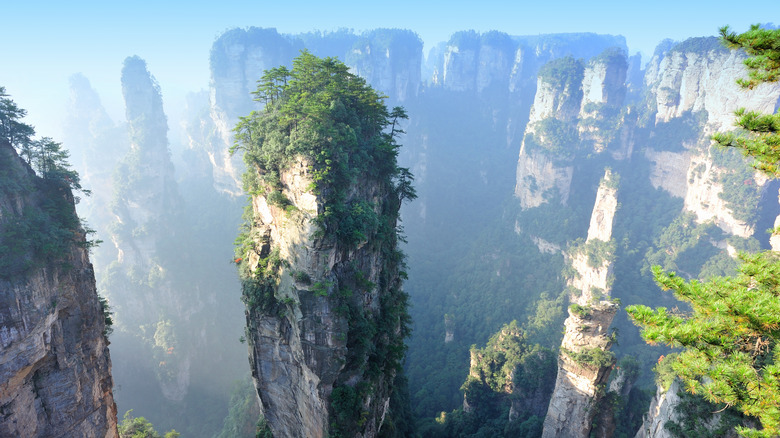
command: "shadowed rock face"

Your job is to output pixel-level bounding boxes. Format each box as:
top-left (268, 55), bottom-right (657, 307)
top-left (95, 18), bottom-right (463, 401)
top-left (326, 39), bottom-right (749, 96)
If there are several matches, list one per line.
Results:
top-left (0, 141), bottom-right (118, 437)
top-left (243, 154), bottom-right (406, 437)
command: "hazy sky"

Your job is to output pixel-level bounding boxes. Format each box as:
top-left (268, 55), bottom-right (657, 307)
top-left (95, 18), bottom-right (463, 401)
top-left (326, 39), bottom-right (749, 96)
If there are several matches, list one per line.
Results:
top-left (1, 0), bottom-right (776, 143)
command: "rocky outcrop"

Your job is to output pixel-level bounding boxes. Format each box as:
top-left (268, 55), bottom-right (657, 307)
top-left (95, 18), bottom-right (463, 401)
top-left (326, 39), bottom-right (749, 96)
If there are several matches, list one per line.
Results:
top-left (461, 322), bottom-right (557, 424)
top-left (645, 38), bottom-right (779, 131)
top-left (634, 379), bottom-right (683, 438)
top-left (0, 141), bottom-right (118, 437)
top-left (242, 152), bottom-right (408, 437)
top-left (542, 169), bottom-right (619, 438)
top-left (641, 38), bottom-right (780, 237)
top-left (432, 31), bottom-right (627, 94)
top-left (107, 56), bottom-right (191, 402)
top-left (515, 49), bottom-right (629, 209)
top-left (203, 28), bottom-right (423, 194)
top-left (514, 149), bottom-right (574, 208)
top-left (578, 49), bottom-right (629, 153)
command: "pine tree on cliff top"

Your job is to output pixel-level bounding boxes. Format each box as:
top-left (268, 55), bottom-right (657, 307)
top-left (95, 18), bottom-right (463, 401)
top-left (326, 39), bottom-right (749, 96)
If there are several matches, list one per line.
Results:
top-left (627, 25), bottom-right (780, 438)
top-left (231, 51), bottom-right (416, 437)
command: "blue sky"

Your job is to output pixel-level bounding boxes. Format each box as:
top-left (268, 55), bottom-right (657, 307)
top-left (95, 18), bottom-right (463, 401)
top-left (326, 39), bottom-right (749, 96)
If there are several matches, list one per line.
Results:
top-left (1, 0), bottom-right (776, 142)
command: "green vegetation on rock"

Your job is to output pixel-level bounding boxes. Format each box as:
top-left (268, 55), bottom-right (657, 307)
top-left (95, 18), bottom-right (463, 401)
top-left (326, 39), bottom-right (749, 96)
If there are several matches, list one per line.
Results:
top-left (232, 51), bottom-right (416, 437)
top-left (629, 26), bottom-right (780, 437)
top-left (537, 56), bottom-right (585, 90)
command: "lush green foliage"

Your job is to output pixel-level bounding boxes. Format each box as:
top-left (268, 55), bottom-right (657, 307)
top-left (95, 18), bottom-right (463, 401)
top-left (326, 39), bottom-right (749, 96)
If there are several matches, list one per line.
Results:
top-left (720, 25), bottom-right (780, 88)
top-left (563, 346), bottom-right (616, 368)
top-left (0, 88), bottom-right (97, 279)
top-left (537, 56), bottom-right (585, 90)
top-left (660, 375), bottom-right (747, 437)
top-left (419, 322), bottom-right (557, 437)
top-left (628, 253), bottom-right (780, 437)
top-left (0, 86), bottom-right (34, 152)
top-left (232, 52), bottom-right (415, 437)
top-left (629, 26), bottom-right (780, 438)
top-left (579, 103), bottom-right (624, 146)
top-left (648, 110), bottom-right (708, 152)
top-left (118, 410), bottom-right (180, 438)
top-left (578, 237), bottom-right (617, 268)
top-left (642, 213), bottom-right (723, 278)
top-left (526, 118), bottom-right (579, 158)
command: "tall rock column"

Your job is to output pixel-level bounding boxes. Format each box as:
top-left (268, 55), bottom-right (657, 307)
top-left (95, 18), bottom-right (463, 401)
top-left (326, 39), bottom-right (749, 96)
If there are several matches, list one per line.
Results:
top-left (235, 53), bottom-right (412, 438)
top-left (542, 169), bottom-right (620, 438)
top-left (513, 56), bottom-right (584, 208)
top-left (107, 56), bottom-right (191, 401)
top-left (0, 141), bottom-right (118, 437)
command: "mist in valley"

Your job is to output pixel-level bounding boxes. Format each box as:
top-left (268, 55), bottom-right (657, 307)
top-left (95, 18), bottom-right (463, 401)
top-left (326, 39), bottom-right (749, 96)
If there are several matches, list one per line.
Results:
top-left (2, 2), bottom-right (780, 437)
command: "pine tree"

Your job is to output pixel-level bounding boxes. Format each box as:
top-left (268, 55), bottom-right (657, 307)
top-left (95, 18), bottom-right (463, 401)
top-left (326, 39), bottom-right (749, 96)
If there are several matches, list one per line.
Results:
top-left (711, 25), bottom-right (780, 176)
top-left (627, 24), bottom-right (780, 438)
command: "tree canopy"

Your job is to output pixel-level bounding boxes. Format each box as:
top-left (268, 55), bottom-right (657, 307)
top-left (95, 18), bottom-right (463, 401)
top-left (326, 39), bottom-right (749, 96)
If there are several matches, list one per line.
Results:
top-left (0, 87), bottom-right (86, 193)
top-left (627, 24), bottom-right (780, 438)
top-left (232, 50), bottom-right (415, 246)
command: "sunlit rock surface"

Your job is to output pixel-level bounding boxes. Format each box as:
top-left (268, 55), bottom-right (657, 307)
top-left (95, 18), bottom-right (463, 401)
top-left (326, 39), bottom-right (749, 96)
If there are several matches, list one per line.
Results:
top-left (542, 170), bottom-right (619, 438)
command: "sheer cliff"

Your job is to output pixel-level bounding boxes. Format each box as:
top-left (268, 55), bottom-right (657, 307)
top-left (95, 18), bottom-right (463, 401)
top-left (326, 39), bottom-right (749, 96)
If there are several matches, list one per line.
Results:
top-left (542, 170), bottom-right (619, 438)
top-left (98, 56), bottom-right (246, 435)
top-left (233, 53), bottom-right (413, 437)
top-left (642, 38), bottom-right (780, 238)
top-left (512, 35), bottom-right (780, 437)
top-left (0, 140), bottom-right (117, 437)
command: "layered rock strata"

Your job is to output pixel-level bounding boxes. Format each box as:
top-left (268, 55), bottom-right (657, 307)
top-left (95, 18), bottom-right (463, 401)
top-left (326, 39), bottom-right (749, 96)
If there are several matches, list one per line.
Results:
top-left (0, 141), bottom-right (118, 437)
top-left (242, 155), bottom-right (407, 437)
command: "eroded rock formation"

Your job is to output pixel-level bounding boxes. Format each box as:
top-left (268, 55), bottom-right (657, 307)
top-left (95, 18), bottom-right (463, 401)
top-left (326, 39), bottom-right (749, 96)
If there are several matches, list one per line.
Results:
top-left (242, 152), bottom-right (409, 437)
top-left (542, 169), bottom-right (619, 438)
top-left (0, 141), bottom-right (118, 437)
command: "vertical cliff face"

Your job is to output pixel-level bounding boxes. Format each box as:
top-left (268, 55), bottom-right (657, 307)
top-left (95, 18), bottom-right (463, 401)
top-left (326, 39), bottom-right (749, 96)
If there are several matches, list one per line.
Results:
top-left (542, 169), bottom-right (619, 438)
top-left (433, 31), bottom-right (627, 95)
top-left (578, 49), bottom-right (629, 153)
top-left (244, 161), bottom-right (402, 437)
top-left (207, 28), bottom-right (301, 193)
top-left (515, 48), bottom-right (628, 209)
top-left (63, 75), bottom-right (128, 248)
top-left (440, 31), bottom-right (515, 92)
top-left (107, 56), bottom-right (191, 402)
top-left (346, 29), bottom-right (423, 102)
top-left (513, 57), bottom-right (582, 208)
top-left (642, 37), bottom-right (780, 238)
top-left (235, 53), bottom-right (411, 438)
top-left (0, 141), bottom-right (117, 437)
